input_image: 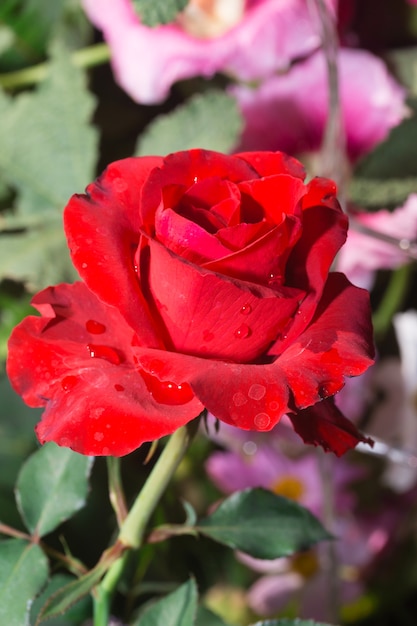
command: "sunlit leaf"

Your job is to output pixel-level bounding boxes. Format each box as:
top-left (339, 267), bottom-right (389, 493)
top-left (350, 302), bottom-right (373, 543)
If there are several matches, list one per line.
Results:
top-left (0, 538), bottom-right (48, 626)
top-left (16, 442), bottom-right (94, 537)
top-left (135, 90), bottom-right (243, 156)
top-left (135, 578), bottom-right (198, 626)
top-left (196, 488), bottom-right (331, 559)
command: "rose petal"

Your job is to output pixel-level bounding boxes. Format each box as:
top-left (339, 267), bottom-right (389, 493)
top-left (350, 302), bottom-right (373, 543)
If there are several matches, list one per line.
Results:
top-left (289, 399), bottom-right (374, 457)
top-left (7, 282), bottom-right (203, 456)
top-left (64, 157), bottom-right (163, 347)
top-left (145, 238), bottom-right (302, 362)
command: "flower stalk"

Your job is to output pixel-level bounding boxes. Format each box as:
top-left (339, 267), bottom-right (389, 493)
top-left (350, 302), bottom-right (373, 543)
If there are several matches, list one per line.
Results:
top-left (93, 418), bottom-right (200, 626)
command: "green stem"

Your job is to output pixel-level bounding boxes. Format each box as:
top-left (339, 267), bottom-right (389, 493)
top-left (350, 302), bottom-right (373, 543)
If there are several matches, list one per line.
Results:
top-left (93, 419), bottom-right (199, 626)
top-left (0, 42), bottom-right (110, 90)
top-left (373, 264), bottom-right (412, 339)
top-left (107, 457), bottom-right (128, 527)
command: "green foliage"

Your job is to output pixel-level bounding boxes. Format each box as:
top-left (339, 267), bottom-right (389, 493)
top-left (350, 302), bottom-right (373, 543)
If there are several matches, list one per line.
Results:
top-left (0, 0), bottom-right (67, 57)
top-left (15, 442), bottom-right (94, 537)
top-left (0, 42), bottom-right (98, 288)
top-left (136, 578), bottom-right (198, 626)
top-left (196, 488), bottom-right (331, 559)
top-left (0, 376), bottom-right (38, 491)
top-left (132, 0), bottom-right (188, 27)
top-left (30, 573), bottom-right (92, 626)
top-left (0, 538), bottom-right (48, 626)
top-left (252, 619), bottom-right (329, 626)
top-left (135, 90), bottom-right (243, 156)
top-left (196, 605), bottom-right (231, 626)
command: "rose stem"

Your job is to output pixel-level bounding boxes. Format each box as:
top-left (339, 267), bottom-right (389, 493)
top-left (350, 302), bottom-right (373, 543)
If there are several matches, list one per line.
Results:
top-left (372, 264), bottom-right (412, 339)
top-left (93, 417), bottom-right (200, 626)
top-left (0, 43), bottom-right (110, 91)
top-left (107, 457), bottom-right (128, 527)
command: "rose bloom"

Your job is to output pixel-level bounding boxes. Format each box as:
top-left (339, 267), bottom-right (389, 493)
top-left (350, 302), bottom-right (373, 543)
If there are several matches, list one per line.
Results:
top-left (81, 0), bottom-right (328, 104)
top-left (7, 150), bottom-right (374, 456)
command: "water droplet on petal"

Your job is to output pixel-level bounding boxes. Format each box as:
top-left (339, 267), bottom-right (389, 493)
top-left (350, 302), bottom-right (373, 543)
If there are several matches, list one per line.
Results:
top-left (114, 384), bottom-right (124, 392)
top-left (234, 323), bottom-right (251, 339)
top-left (81, 262), bottom-right (88, 269)
top-left (141, 371), bottom-right (194, 405)
top-left (94, 432), bottom-right (104, 442)
top-left (268, 400), bottom-right (280, 413)
top-left (87, 344), bottom-right (121, 365)
top-left (86, 319), bottom-right (107, 334)
top-left (240, 304), bottom-right (252, 315)
top-left (248, 383), bottom-right (266, 401)
top-left (61, 375), bottom-right (78, 391)
top-left (233, 391), bottom-right (248, 407)
top-left (254, 412), bottom-right (271, 430)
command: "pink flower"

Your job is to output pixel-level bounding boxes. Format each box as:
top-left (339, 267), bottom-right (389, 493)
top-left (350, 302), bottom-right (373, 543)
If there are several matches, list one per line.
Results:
top-left (231, 47), bottom-right (407, 162)
top-left (81, 0), bottom-right (327, 104)
top-left (337, 194), bottom-right (417, 290)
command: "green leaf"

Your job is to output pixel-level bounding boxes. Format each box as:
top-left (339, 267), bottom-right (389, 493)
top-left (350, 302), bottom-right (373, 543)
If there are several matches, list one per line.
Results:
top-left (355, 113), bottom-right (417, 180)
top-left (137, 578), bottom-right (198, 626)
top-left (0, 214), bottom-right (77, 289)
top-left (196, 605), bottom-right (231, 626)
top-left (135, 90), bottom-right (243, 156)
top-left (0, 538), bottom-right (48, 626)
top-left (196, 488), bottom-right (331, 559)
top-left (35, 560), bottom-right (109, 624)
top-left (252, 619), bottom-right (330, 626)
top-left (0, 0), bottom-right (67, 56)
top-left (349, 176), bottom-right (417, 210)
top-left (16, 442), bottom-right (94, 537)
top-left (30, 573), bottom-right (91, 626)
top-left (0, 42), bottom-right (98, 215)
top-left (132, 0), bottom-right (188, 27)
top-left (0, 375), bottom-right (39, 489)
top-left (386, 47), bottom-right (417, 99)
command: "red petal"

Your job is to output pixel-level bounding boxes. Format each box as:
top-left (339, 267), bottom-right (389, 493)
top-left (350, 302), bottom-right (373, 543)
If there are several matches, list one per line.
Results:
top-left (289, 399), bottom-right (374, 456)
top-left (273, 273), bottom-right (375, 403)
top-left (7, 282), bottom-right (203, 456)
top-left (236, 151), bottom-right (306, 180)
top-left (279, 177), bottom-right (348, 348)
top-left (145, 239), bottom-right (302, 362)
top-left (64, 157), bottom-right (164, 347)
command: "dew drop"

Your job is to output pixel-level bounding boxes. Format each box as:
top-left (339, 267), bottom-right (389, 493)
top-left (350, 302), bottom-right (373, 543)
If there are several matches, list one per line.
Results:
top-left (240, 304), bottom-right (252, 316)
top-left (242, 441), bottom-right (257, 455)
top-left (114, 384), bottom-right (125, 392)
top-left (87, 344), bottom-right (121, 365)
top-left (94, 432), bottom-right (104, 442)
top-left (248, 383), bottom-right (266, 401)
top-left (233, 391), bottom-right (248, 407)
top-left (81, 262), bottom-right (88, 269)
top-left (268, 400), bottom-right (280, 413)
top-left (86, 319), bottom-right (107, 334)
top-left (193, 176), bottom-right (198, 183)
top-left (254, 412), bottom-right (271, 430)
top-left (203, 329), bottom-right (214, 342)
top-left (141, 371), bottom-right (194, 405)
top-left (234, 323), bottom-right (251, 339)
top-left (61, 375), bottom-right (78, 392)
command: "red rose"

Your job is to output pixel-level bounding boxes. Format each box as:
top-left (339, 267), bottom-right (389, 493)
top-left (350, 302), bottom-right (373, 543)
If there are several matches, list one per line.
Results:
top-left (7, 150), bottom-right (374, 456)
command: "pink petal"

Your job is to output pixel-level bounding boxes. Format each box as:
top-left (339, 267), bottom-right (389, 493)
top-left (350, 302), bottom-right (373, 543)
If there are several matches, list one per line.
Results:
top-left (337, 194), bottom-right (417, 290)
top-left (232, 48), bottom-right (407, 161)
top-left (81, 0), bottom-right (324, 104)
